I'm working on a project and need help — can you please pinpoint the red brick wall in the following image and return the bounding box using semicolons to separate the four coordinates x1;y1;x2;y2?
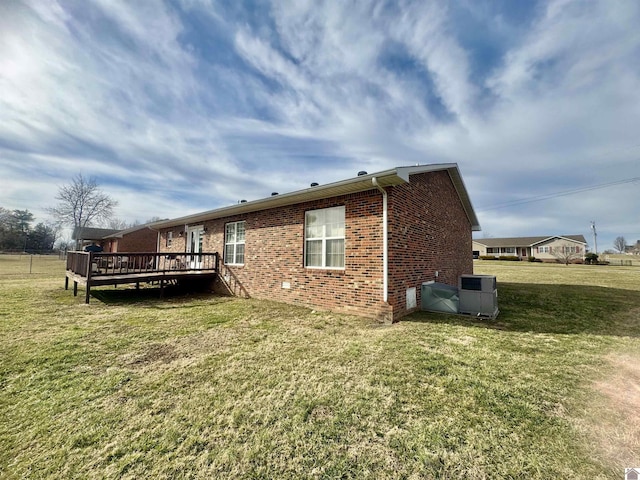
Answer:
160;191;388;319
115;228;158;252
158;171;473;321
387;171;473;318
102;239;117;252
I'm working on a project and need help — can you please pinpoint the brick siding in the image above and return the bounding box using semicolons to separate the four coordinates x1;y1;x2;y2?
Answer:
387;171;473;318
104;228;158;253
159;171;473;321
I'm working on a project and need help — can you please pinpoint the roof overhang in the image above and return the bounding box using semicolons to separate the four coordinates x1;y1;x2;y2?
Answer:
103;224;157;239
531;235;588;246
149;164;481;231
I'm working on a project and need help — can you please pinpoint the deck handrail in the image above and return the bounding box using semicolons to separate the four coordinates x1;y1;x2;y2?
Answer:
66;251;219;278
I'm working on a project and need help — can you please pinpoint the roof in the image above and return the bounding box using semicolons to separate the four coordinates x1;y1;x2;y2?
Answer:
72;227;120;240
473;235;588;247
150;164;481;231
102;223;159;239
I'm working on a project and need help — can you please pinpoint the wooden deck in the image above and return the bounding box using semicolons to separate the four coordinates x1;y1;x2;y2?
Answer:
65;251;219;303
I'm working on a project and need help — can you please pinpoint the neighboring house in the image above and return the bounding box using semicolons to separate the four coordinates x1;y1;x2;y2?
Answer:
624;240;640;255
473;235;588;262
72;227;119;251
102;224;158;253
151;164;481;322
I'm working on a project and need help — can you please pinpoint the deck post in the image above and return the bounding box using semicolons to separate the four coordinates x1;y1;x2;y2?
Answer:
85;252;93;304
73;281;78;296
160;278;165;298
136;282;140;290
65;276;69;290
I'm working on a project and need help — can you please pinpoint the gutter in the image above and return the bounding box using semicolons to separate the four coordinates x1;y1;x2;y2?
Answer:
372;177;388;303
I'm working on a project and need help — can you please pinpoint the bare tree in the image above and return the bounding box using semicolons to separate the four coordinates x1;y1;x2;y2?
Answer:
104;218;131;230
47;174;118;247
613;236;627;254
552;245;582;265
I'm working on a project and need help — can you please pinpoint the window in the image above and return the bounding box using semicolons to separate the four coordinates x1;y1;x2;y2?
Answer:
305;206;345;268
166;231;173;247
487;247;497;254
224;221;245;265
538;246;549;253
501;247;515;254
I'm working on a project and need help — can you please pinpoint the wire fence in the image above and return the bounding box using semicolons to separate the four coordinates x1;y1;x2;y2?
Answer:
601;255;640;267
0;253;67;275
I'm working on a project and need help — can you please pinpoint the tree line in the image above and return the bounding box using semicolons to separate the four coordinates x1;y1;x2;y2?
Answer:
0;208;59;252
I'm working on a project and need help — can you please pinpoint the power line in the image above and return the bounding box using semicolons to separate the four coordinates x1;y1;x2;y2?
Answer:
477;176;640;212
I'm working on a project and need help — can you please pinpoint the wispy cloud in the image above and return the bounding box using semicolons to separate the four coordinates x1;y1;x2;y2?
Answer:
0;0;638;247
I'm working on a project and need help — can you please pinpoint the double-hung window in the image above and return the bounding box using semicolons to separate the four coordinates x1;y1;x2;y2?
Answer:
305;206;345;269
225;221;245;265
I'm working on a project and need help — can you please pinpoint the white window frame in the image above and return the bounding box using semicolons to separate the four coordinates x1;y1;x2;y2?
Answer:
224;221;245;265
304;206;345;269
166;231;173;247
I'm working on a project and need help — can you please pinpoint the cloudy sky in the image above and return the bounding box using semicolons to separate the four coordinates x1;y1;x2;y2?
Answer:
1;0;639;250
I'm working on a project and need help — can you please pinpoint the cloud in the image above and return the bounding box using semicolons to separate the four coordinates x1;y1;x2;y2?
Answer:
0;0;638;250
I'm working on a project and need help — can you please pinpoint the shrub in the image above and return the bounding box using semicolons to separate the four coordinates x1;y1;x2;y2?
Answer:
479;255;498;260
584;253;599;265
499;256;520;261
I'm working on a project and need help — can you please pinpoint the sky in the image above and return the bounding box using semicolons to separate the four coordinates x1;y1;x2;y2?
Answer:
1;0;639;252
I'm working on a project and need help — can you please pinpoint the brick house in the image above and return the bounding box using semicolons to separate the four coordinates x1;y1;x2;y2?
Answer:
151;164;480;322
102;224;158;253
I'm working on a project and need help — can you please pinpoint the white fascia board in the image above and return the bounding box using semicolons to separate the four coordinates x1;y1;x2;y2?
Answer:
150;169;407;229
149;163;481;231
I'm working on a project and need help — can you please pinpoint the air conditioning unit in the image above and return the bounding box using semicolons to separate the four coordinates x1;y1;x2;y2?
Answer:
458;274;499;318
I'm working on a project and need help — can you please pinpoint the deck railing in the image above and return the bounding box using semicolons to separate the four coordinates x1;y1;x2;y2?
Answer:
66;251;219;278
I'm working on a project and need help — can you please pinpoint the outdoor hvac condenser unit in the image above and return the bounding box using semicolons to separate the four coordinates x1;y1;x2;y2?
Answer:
458;274;499;318
421;281;459;314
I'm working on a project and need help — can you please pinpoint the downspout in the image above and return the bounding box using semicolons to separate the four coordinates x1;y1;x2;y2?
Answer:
372;177;388;303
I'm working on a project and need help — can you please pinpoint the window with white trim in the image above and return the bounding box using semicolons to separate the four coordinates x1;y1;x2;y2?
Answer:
166;231;173;247
305;206;345;268
224;221;245;265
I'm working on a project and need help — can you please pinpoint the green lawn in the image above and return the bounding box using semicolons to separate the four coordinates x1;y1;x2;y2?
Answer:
0;257;638;478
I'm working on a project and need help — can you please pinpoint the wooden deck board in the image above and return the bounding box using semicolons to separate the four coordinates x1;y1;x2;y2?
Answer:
65;270;217;287
65;251;220;303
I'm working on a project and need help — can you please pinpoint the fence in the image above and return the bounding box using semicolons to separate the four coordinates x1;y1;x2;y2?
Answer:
605;259;635;267
0;253;66;275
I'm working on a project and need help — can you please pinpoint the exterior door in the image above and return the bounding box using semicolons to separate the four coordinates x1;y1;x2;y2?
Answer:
187;225;204;269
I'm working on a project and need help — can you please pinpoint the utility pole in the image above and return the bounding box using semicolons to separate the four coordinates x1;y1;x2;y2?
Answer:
590;221;598;254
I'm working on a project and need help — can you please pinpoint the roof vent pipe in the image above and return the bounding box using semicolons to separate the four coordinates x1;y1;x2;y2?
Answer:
310;182;319;187
358;171;368;176
271;192;279;196
240;199;247;203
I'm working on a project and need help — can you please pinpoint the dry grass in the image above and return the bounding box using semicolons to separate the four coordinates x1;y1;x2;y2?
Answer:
474;260;640;291
587;352;640;468
1;257;639;478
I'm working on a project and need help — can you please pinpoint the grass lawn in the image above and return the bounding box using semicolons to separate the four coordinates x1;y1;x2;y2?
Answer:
0;257;638;478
